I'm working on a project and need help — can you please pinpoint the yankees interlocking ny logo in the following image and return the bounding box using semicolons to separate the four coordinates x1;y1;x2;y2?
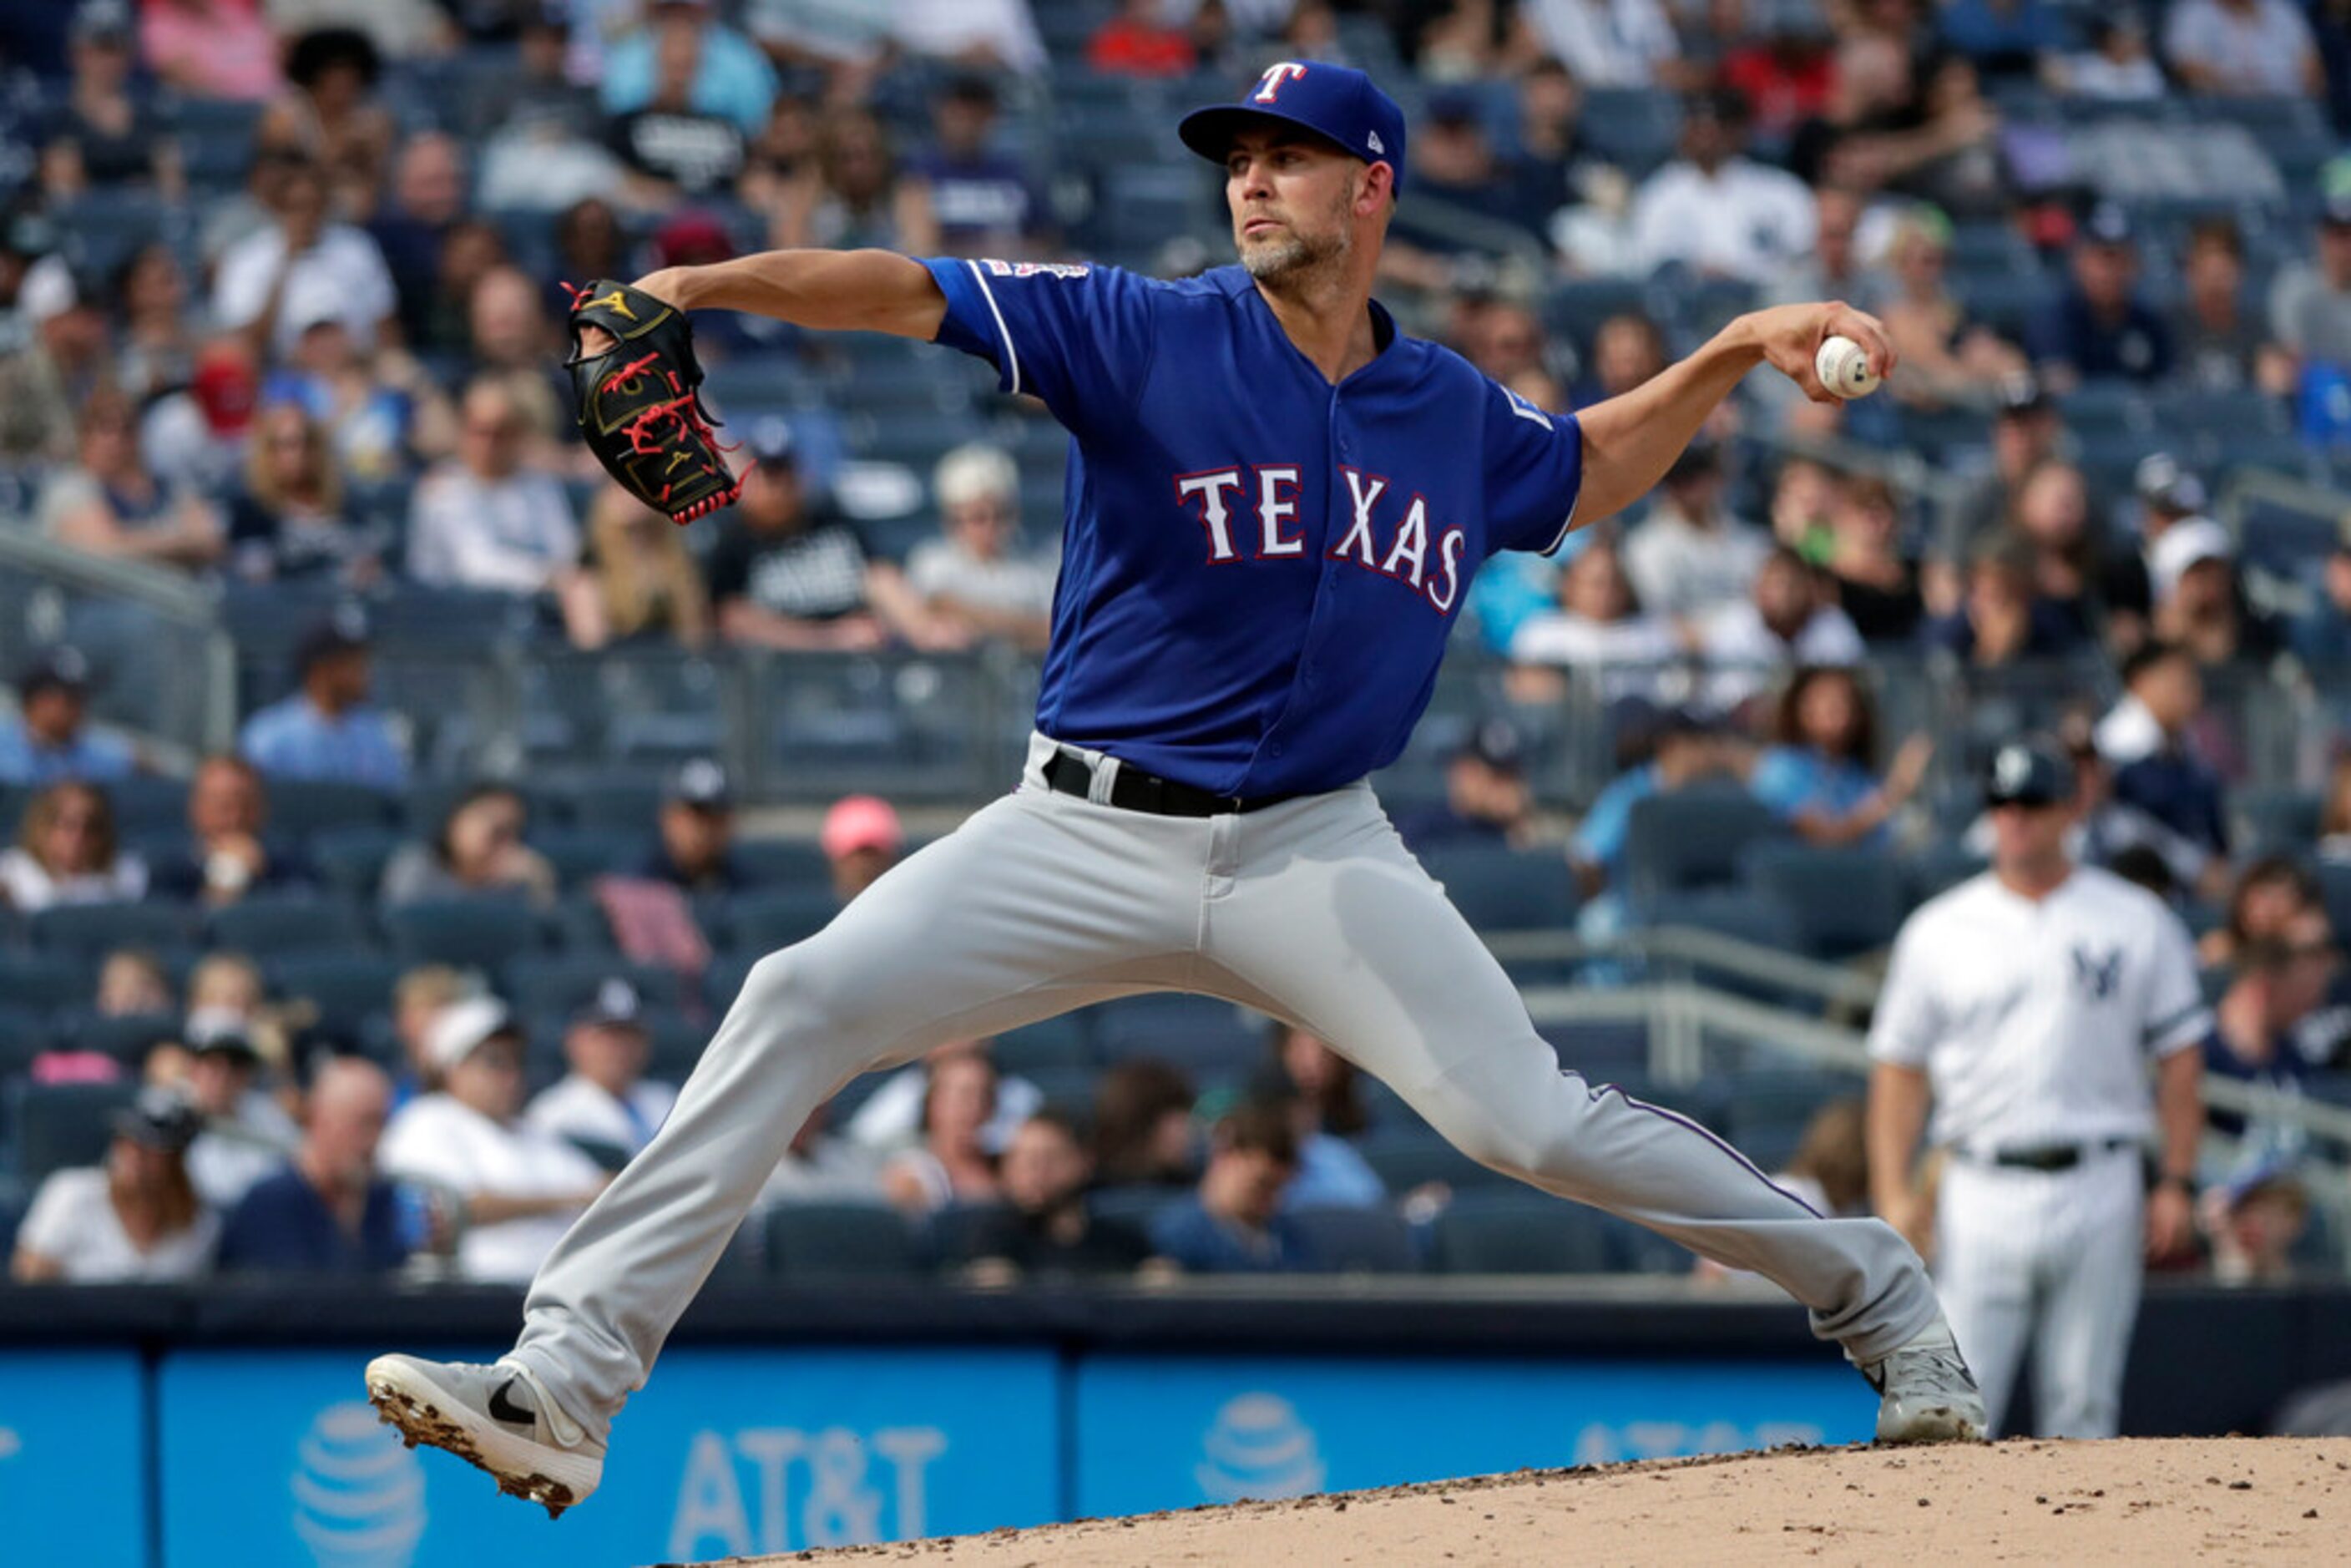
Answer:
2070;943;2121;1000
1254;63;1308;103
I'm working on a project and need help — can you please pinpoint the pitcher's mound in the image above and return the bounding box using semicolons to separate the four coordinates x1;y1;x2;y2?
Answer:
687;1437;2351;1566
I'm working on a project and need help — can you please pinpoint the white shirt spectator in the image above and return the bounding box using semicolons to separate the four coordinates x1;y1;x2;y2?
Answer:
1621;503;1771;619
746;0;895;63
189;1089;302;1211
2062;50;2166;102
264;0;450;58
891;0;1047;74
16;1166;217;1282
1631;158;1817;285
407;468;581;594
380;1092;607;1282
527;1075;680;1162
1697;599;1863;710
1522;0;1681;89
2093;691;2166;768
1508;611;1683;704
2161;0;2318;97
0;847;147;912
211;222;397;359
845;1064;1044;1156
906;537;1058;620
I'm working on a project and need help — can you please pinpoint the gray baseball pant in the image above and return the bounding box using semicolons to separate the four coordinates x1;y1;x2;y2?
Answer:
508;735;1941;1443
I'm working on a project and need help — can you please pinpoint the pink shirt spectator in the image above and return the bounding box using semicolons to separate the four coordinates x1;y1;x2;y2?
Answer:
142;0;285;102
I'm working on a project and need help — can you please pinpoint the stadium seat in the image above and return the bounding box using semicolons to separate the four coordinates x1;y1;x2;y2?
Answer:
2236;790;2322;855
1538;1019;1651;1081
1288;1204;1418;1273
205;894;372;958
1742;842;1907;959
264;781;399;837
2318;865;2351;953
1086;1185;1181;1229
0;1005;47;1072
106;774;192;837
991;1015;1095;1074
731;839;833;889
8;1080;139;1189
503;955;687;1019
703;951;761;1012
532;826;655;889
1716;1071;1854;1174
1623;787;1780;914
68;1012;183;1069
566;777;666;831
382;898;549;971
0;952;96;1017
28;902;197;959
721;888;844;954
308;824;404;901
1428;1189;1620;1275
1421;843;1580;933
1356;1127;1512;1193
268;953;408;1035
1021;1065;1104;1116
926;1199;1017;1267
762;1201;919;1277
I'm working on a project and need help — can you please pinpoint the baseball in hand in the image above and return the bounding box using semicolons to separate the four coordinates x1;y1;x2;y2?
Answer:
1815;335;1880;400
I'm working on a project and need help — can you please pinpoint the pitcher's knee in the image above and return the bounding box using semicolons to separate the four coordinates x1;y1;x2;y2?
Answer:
1429;1095;1586;1187
735;943;875;1046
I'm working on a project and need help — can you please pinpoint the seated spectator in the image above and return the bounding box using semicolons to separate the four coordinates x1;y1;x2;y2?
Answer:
908;444;1056;651
1631;88;1814;286
2101;453;2209;655
1093;1059;1199;1189
97;948;175;1018
1571;311;1669;408
225;402;377;587
239;609;409;789
2270;186;2351;374
2207;905;2332;1144
217;1056;410;1274
600;0;778;134
766;105;938;254
11;1085;216;1282
1394;720;1536;852
848;1037;1044;1156
2025;203;2172;391
2174;219;2294;397
889;0;1048;75
822;794;903;903
1621;441;1770;620
2149;519;2283;670
1697;546;1865;713
113;243;201;407
1256;1027;1384;1211
2096;641;2231;861
578;488;712;650
0;648;133;786
1394;91;1550;255
2322;753;2351;862
2164;0;2323;97
39;389;225;571
525;980;679;1166
378;999;609;1282
0;780;146;911
261;301;455;482
39;2;183;199
211;154;397;361
369;130;467;348
2004;458;2104;647
0;237;99;469
462;268;572;441
1148;1101;1307;1273
1522;0;1682;90
1877;207;2026;412
910;75;1053;258
146;755;312;907
1928;536;2082;666
1751;666;1933;848
140;0;282;102
1508;535;1683;703
963;1110;1155;1276
705;422;939;651
2056;14;2165;101
2202;1156;2311;1284
388;964;471;1107
641;759;746;893
1925;372;2061;615
605;16;746;207
1820;475;1924;643
183;1010;301;1209
758;1099;887;1203
1088;0;1197;76
382;782;557;908
1570;707;1733;930
878;1049;1004;1216
2201;856;2323;970
407;377;591;631
256;26;398;210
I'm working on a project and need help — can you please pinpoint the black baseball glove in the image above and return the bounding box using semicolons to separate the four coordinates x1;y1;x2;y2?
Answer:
564;278;742;525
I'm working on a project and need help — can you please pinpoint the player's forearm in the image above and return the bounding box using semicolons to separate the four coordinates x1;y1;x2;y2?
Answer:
2154;1047;2203;1182
1571;322;1764;527
647;249;948;340
1865;1062;1931;1211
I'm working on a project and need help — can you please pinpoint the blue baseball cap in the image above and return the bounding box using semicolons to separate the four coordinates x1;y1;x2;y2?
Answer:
1178;61;1408;195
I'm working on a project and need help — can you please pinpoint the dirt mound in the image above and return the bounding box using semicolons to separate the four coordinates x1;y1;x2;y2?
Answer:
691;1437;2351;1566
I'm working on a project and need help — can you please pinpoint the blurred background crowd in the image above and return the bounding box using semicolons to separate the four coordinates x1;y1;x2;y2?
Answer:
2;0;2350;1294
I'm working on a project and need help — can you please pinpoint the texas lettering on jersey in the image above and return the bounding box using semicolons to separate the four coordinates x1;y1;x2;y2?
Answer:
1172;463;1467;614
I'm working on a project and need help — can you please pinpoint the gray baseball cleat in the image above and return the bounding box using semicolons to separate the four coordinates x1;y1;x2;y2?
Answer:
364;1353;606;1518
1859;1318;1988;1444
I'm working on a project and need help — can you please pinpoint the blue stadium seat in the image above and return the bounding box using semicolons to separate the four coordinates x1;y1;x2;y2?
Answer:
991;1015;1095;1074
1742;842;1908;959
566;778;666;831
205;895;372;959
925;1199;1017;1267
8;1080;139;1188
1021;1064;1104;1116
2236;790;2322;855
68;1012;180;1070
308;824;404;902
730;839;832;889
721;888;844;954
105;774;192;837
532;826;655;889
1356;1127;1511;1193
703;951;761;1012
0;952;96;1017
265;781;400;837
1428;1189;1620;1274
1086;1185;1181;1229
504;955;687;1019
1421;843;1580;933
0;1005;48;1071
1289;1204;1418;1273
1716;1071;1854;1174
762;1201;918;1277
28;903;197;960
382;898;548;971
1538;1019;1651;1080
1623;787;1781;914
269;953;403;1036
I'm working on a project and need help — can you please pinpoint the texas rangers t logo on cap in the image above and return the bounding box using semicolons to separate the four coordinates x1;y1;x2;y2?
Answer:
1253;62;1309;103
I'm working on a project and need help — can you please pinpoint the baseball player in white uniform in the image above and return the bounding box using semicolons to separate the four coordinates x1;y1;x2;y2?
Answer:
1868;740;2208;1439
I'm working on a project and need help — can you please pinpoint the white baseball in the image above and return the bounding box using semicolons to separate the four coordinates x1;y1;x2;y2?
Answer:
1815;335;1880;399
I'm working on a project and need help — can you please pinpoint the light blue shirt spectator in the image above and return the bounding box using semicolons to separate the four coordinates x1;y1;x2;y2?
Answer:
0;719;134;787
1570;761;1661;890
1280;1132;1386;1211
599;22;778;132
1749;745;1888;847
240;695;408;790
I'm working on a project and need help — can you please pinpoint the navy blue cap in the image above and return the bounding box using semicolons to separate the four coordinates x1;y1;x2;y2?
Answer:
1178;61;1408;195
1983;739;2075;808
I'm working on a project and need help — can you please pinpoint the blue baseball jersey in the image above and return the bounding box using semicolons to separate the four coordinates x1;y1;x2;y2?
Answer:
923;257;1585;797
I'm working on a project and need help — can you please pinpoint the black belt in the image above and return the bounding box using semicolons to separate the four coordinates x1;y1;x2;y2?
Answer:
1967;1137;2138;1173
1043;750;1297;817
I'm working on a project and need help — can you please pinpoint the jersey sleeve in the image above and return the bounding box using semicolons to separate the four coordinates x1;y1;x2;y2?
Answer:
921;257;1157;432
1480;378;1585;556
2142;906;2213;1058
1868;916;1942;1067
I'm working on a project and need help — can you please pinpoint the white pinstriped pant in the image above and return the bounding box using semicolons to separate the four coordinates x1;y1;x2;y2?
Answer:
509;734;1943;1443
